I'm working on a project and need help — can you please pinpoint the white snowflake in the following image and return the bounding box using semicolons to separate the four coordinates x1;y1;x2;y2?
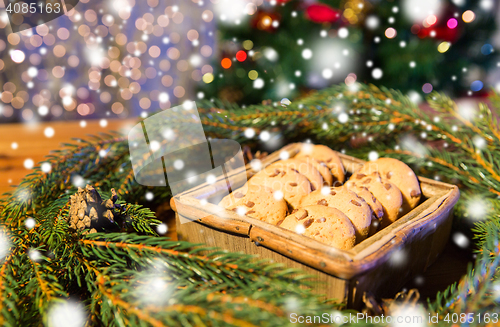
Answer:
72;175;85;187
23;158;35;169
372;68;383;79
338;112;348;123
173;159;184;170
472;135;486;149
136;271;174;306
206;174;216;185
322;68;333;79
452;232;469;248
279;151;290;160
390;304;427;327
368;151;379;161
250;159;262;172
465;197;489;220
244;128;255;138
25;217;36;229
365;16;380;30
338;27;349;38
29;249;42;262
457;101;476;121
157;223;168;235
0;230;10;260
273;190;284;200
402;0;443;22
253;78;264;89
38;106;49;116
389;248;407;267
301;48;313;60
48;300;86;327
259;131;271;142
145;192;154;201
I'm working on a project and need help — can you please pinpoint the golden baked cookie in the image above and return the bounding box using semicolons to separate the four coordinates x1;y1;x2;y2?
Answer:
296;157;334;186
279;205;356;250
356;158;421;214
218;183;250;208
349;172;403;228
218;185;288;225
295;144;345;185
344;184;384;236
268;159;324;191
248;166;311;209
299;187;372;242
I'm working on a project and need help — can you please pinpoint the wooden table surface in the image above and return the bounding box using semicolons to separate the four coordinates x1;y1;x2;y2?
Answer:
0;119;137;196
0;119;472;304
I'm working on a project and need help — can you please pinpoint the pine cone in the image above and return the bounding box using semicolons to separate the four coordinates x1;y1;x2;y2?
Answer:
67;185;123;234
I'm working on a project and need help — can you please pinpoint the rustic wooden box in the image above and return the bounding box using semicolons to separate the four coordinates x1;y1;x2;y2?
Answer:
171;143;460;308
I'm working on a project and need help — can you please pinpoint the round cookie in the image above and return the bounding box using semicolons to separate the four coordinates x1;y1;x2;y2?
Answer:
268;159;324;190
218;185;288;225
295;144;345;184
344;184;384;220
356;158;421;214
349;172;403;228
248;166;311;209
218;184;251;208
296;157;334;186
299;187;372;242
279;205;356;250
344;184;384;236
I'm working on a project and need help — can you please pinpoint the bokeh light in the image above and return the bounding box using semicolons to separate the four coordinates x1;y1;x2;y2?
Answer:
447;18;458;29
221;58;232;69
462;10;475;23
437;42;450;53
236;50;247;62
385;28;397;39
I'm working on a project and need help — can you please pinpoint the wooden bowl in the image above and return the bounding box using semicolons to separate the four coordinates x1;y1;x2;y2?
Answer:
171;143;460;308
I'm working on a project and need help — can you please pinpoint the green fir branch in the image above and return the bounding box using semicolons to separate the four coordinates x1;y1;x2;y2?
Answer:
2;83;500;325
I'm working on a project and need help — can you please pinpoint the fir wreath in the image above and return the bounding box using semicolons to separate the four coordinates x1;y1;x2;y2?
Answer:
1;84;499;326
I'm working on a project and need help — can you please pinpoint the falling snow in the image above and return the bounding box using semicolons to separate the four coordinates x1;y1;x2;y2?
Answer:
157;223;168;235
0;230;10;260
48;300;86;327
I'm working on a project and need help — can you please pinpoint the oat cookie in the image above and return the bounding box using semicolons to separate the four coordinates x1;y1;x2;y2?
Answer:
348;172;403;228
268;158;324;190
299;187;372;242
219;184;288;225
248;166;311;209
296;157;334;186
279;205;356;250
356;158;421;214
344;184;384;235
295;144;345;185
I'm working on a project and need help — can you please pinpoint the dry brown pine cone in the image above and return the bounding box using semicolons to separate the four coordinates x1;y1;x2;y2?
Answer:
67;185;122;234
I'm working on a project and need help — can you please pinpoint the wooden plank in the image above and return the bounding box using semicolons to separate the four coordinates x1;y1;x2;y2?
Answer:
176;213;349;302
0;119;136;196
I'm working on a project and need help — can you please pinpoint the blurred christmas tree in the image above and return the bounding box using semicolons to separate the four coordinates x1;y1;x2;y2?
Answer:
198;0;498;104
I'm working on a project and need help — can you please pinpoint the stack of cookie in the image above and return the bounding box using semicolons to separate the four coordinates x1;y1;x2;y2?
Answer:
218;144;422;251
